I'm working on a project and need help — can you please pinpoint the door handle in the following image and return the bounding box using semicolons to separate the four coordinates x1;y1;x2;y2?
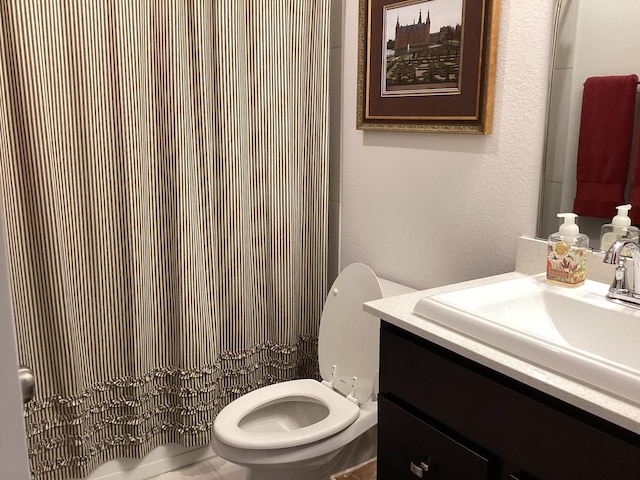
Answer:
18;365;34;404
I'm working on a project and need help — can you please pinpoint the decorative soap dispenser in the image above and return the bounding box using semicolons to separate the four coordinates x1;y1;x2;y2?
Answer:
546;213;589;287
599;204;640;252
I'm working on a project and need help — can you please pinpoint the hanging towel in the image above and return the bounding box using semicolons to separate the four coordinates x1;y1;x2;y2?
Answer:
627;112;640;222
572;74;638;218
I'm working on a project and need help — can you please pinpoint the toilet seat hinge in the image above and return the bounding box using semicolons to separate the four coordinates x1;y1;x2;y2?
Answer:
321;364;337;390
346;376;360;405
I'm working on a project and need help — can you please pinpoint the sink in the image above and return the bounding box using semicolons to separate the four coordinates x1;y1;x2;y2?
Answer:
413;273;640;405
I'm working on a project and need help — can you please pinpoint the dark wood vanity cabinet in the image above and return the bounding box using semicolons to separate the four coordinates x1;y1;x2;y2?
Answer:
377;322;640;480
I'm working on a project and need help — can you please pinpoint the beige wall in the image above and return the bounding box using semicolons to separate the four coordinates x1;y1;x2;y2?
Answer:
329;0;555;290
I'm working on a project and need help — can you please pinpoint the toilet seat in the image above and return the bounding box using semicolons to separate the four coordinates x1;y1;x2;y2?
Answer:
214;379;360;449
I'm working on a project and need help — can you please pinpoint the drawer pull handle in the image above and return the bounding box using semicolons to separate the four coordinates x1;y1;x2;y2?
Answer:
410;461;430;477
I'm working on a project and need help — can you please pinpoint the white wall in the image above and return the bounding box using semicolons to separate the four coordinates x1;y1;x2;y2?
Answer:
335;0;554;290
0;197;31;479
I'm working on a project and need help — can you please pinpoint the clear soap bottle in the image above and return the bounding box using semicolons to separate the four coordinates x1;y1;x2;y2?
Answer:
599;204;640;252
547;213;589;287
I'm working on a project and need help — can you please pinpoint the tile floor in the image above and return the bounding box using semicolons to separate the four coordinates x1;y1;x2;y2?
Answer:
150;457;247;480
149;457;377;480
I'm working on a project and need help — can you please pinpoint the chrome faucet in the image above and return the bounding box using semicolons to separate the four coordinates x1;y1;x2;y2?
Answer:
603;238;640;307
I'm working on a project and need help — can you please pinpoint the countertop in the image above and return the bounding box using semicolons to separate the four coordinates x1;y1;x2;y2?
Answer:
364;271;640;436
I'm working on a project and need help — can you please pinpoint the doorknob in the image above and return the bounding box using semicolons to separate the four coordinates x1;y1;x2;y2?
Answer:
18;365;34;404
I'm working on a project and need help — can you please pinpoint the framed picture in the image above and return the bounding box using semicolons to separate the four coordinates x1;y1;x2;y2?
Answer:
356;0;500;134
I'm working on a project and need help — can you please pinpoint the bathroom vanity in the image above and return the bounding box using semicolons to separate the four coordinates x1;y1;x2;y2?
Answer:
365;271;640;480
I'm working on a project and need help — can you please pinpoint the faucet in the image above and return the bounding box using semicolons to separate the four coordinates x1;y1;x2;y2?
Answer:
603;238;640;307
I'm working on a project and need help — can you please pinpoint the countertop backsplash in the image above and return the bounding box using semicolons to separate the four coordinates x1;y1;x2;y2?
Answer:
516;235;616;284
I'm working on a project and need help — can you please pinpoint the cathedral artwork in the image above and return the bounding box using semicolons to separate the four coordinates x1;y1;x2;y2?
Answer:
356;0;498;134
383;0;463;96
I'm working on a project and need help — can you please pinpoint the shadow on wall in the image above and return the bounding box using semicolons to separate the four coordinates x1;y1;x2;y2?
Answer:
361;130;497;155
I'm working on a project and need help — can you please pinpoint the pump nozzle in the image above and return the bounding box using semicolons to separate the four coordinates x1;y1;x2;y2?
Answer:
557;213;579;236
613;204;632;227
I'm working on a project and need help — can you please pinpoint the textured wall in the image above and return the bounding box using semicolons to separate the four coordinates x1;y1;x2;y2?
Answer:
338;0;554;290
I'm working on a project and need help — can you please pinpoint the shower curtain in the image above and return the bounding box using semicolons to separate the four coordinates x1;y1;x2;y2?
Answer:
0;1;329;479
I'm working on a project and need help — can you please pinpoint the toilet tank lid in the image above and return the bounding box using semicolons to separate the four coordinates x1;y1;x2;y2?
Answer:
378;277;416;297
318;263;384;403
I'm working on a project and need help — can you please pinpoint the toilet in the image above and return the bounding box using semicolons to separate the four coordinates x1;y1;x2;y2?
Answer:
211;263;414;480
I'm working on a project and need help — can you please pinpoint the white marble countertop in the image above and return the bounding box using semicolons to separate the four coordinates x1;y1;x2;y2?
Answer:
364;270;640;436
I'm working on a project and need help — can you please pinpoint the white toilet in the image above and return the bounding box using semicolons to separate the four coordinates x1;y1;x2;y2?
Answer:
211;263;414;480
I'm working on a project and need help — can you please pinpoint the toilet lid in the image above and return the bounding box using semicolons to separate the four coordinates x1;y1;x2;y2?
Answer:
318;263;383;404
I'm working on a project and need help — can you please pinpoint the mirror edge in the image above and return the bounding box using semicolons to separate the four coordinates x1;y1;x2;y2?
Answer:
536;0;567;239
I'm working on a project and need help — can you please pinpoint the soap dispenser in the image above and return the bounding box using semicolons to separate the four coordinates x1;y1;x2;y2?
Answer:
599;204;640;252
547;213;589;287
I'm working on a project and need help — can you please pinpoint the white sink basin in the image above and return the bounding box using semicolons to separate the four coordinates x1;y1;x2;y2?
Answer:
413;273;640;405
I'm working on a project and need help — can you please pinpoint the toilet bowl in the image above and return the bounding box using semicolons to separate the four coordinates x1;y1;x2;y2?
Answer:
212;263;414;480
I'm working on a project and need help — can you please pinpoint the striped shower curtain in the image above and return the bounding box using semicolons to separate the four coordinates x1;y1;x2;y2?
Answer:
0;1;329;479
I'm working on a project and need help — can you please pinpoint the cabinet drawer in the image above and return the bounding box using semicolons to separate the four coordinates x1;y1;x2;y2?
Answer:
378;395;494;480
380;323;640;479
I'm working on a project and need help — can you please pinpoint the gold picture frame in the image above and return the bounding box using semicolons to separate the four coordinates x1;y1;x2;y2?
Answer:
356;0;500;134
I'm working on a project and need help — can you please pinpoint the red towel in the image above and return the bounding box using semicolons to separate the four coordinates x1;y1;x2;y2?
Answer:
572;74;638;218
